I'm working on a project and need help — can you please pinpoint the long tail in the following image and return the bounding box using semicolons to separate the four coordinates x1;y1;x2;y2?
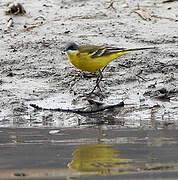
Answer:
124;47;155;52
90;46;155;58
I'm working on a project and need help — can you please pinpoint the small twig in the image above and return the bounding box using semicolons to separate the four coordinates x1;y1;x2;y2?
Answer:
34;16;46;21
21;22;44;32
151;15;178;22
87;99;104;106
4;17;13;31
135;70;147;82
118;64;130;68
162;0;178;3
30;101;124;114
106;0;116;10
132;7;152;21
132;7;178;22
135;74;147;82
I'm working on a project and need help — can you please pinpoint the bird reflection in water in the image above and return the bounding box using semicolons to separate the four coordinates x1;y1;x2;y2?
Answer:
68;144;131;175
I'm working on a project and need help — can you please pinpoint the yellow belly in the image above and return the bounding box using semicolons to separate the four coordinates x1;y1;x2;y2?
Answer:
67;51;129;72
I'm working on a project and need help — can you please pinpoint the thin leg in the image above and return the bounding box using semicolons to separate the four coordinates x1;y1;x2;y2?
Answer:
101;66;107;73
91;69;103;93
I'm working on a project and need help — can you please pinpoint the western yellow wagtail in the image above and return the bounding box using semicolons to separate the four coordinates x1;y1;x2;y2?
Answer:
65;42;154;93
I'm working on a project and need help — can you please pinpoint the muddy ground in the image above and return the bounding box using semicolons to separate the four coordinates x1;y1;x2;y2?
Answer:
1;0;178;128
0;0;178;179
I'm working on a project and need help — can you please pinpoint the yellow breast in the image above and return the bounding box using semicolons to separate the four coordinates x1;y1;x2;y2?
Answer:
67;50;128;72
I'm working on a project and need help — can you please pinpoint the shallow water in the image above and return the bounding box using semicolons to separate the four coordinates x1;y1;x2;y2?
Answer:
0;128;178;179
0;0;178;179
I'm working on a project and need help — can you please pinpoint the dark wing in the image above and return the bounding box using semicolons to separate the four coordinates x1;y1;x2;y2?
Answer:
78;44;155;58
90;46;155;58
78;44;125;58
78;44;103;54
90;47;126;58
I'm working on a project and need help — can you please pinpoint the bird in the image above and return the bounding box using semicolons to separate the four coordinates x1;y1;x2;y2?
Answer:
65;42;155;93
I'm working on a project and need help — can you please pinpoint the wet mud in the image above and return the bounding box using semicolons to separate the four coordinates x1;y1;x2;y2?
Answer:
1;0;178;128
0;0;178;179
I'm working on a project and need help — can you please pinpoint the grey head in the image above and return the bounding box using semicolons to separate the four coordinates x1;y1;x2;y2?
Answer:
65;42;79;52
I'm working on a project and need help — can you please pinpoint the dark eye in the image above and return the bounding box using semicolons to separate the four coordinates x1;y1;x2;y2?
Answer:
70;45;75;50
65;42;79;51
